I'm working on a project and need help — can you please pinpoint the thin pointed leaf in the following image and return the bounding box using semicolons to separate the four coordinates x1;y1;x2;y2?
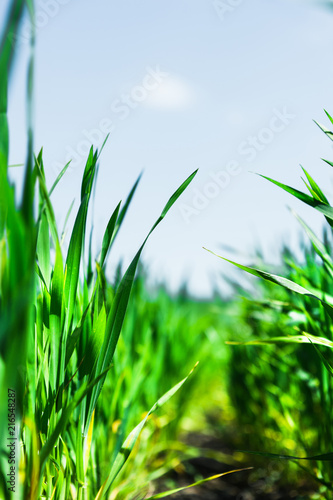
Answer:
240;450;333;461
314;120;333;141
301;166;329;204
205;248;333;311
305;333;333;378
145;468;253;500
110;172;142;248
100;202;121;267
49;160;71;197
291;209;333;273
259;174;333;222
226;333;333;349
64;151;98;332
324;109;333;126
322;158;333;168
97;133;110;160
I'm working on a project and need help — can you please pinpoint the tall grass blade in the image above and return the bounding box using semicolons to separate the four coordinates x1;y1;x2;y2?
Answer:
145;468;253;500
226;333;333;348
291;209;333;274
64;147;97;332
259;174;333;223
109;172;142;249
314;119;333;141
205;248;333;310
100;202;121;267
301;167;329;203
240;450;333;461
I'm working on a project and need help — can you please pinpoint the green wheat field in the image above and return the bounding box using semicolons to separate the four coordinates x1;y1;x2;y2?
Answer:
2;1;333;499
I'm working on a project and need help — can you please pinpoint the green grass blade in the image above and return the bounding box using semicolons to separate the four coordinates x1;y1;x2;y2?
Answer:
322;158;333;168
64;149;98;332
240;450;333;461
21;0;35;229
205;248;333;309
35;155;60;247
324;109;333;126
305;333;333;378
110;172;142;248
151;169;198;230
61;198;75;244
81;146;96;201
226;333;333;348
145;468;253;500
314;119;333;141
49;160;71;197
49;241;64;391
0;0;25;172
301;166;329;203
76;415;84;485
291;209;333;273
259;174;333;222
100;201;121;267
64;201;88;330
37;209;51;289
80;302;106;378
97;133;110;160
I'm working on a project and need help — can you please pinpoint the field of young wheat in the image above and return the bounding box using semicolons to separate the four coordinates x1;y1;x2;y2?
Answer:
1;2;333;499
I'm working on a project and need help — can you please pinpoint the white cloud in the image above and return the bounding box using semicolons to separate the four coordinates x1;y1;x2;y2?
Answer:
145;75;196;110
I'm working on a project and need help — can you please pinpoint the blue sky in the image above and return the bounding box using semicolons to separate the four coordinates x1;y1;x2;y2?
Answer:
4;0;333;296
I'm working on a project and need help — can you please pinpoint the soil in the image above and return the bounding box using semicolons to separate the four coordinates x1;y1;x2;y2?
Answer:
154;433;318;500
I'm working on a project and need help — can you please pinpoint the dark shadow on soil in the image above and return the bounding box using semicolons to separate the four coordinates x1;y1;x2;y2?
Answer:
155;433;317;500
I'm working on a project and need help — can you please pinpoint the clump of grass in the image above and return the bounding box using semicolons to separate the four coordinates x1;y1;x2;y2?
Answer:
0;121;199;499
0;3;212;499
208;112;333;497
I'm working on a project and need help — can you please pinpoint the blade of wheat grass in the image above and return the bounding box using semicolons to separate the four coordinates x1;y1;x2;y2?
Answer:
301;167;329;204
259;174;333;223
37;198;51;289
205;248;333;315
239;450;333;461
0;0;25;190
144;468;253;500
49;240;65;393
64;147;97;333
35;155;61;246
305;334;333;378
109;172;142;249
100;202;121;267
226;333;333;348
314;119;333;141
290;209;333;273
322;158;333;168
48;160;71;197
